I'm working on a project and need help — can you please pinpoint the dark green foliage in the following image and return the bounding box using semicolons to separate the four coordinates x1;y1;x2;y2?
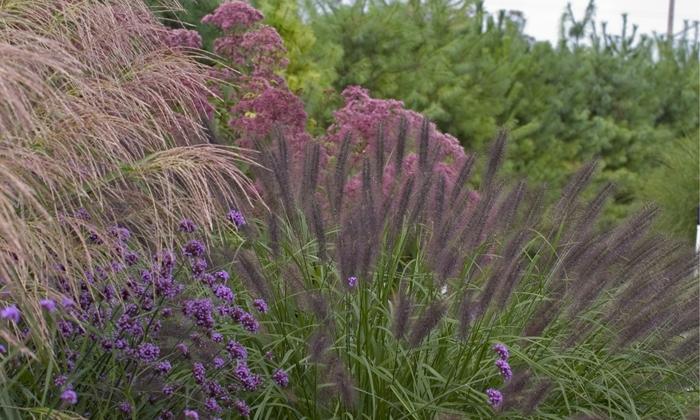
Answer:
639;136;700;244
302;0;699;227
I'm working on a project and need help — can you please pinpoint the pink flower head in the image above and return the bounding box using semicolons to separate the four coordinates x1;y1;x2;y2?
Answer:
201;1;264;31
165;29;202;49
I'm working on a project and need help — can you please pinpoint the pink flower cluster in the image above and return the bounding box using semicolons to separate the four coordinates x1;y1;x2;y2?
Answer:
212;27;288;78
201;1;263;31
228;79;310;150
164;29;203;50
201;2;307;153
324;86;468;194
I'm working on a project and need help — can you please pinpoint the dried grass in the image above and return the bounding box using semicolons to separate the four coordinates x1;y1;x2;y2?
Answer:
0;0;259;349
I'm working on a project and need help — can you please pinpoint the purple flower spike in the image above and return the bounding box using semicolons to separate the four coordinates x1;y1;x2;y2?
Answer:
226;340;247;360
272;369;289;387
240;312;260;333
0;344;6;354
183;409;199;419
183;240;206;258
234;399;251;417
118;401;132;414
347;276;358;288
214;270;230;282
61;389;78;405
178;218;197;233
0;305;20;323
155;360;172;375
227;209;246;228
253;298;268;313
486;388;503;408
213;284;235;303
40;299;57;313
495;359;512;381
137;343;160;363
193;362;206;384
191;258;207;276
213;357;226;369
61;297;75;308
205;397;221;413
492;343;509;360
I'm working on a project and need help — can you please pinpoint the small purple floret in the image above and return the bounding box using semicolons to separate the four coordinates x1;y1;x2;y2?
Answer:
178;218;197;233
492;343;509;360
227;209;246;228
496;359;512;381
61;389;78;405
40;299;57;312
272;368;289;387
234;399;251;417
183;409;199;419
253;298;268;313
183;240;206;258
0;305;20;323
486;388;503;408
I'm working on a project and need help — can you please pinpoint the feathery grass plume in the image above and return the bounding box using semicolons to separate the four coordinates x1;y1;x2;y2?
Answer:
671;331;700;361
374;122;386;187
569;182;615;236
331;359;357;409
553;161;598;224
418;117;430;172
460;183;502;251
0;0;258;350
408;169;434;227
394;116;408;177
522;380;553;415
494;181;526;232
269;131;297;219
267;211;280;257
476;230;529;314
308;328;331;362
449;153;476;204
482;129;507;189
235;250;271;301
457;292;476;338
391;280;413;340
407;300;446;347
431;174;447;227
301;141;321;203
332;133;352;219
387;176;415;244
522;183;547;228
361;158;377;234
310;199;327;261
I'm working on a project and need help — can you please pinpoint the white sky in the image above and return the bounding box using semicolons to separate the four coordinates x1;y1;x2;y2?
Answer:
484;0;700;43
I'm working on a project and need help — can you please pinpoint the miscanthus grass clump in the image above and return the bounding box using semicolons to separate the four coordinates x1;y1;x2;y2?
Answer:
0;0;258;353
0;210;290;418
223;123;698;418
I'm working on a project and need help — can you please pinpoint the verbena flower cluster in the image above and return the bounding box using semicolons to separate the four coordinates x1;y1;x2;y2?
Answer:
485;342;512;409
0;209;288;418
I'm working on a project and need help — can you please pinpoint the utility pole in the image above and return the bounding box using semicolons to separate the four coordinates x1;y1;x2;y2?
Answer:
667;0;675;39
